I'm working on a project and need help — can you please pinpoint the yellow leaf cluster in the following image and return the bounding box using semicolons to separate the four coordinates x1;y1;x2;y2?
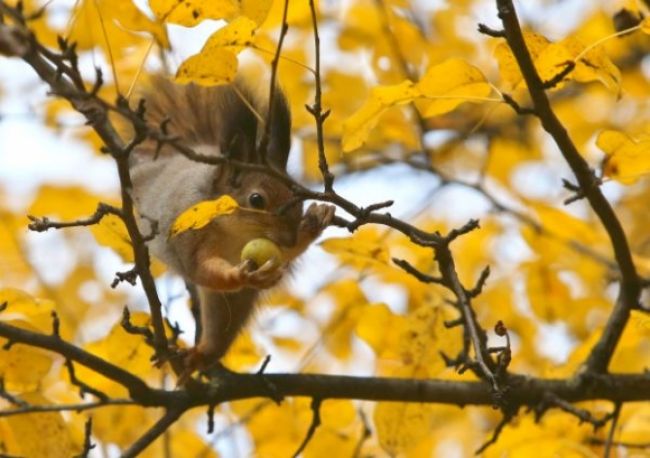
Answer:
342;59;491;152
495;31;621;92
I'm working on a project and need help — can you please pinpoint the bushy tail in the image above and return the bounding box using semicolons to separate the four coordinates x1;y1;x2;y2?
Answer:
133;75;291;168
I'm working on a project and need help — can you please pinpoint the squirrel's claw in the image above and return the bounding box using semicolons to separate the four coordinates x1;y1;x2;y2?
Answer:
238;259;284;289
300;203;335;237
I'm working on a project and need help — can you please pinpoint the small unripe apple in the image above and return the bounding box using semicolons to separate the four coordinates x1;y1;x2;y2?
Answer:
240;238;282;269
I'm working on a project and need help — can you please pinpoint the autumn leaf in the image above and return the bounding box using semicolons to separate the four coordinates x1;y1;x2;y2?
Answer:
150;0;271;27
495;31;620;92
374;401;435;455
341;80;418;152
342;58;491;152
169;194;239;237
0;393;77;458
416;58;492;117
175;17;257;86
596;129;650;184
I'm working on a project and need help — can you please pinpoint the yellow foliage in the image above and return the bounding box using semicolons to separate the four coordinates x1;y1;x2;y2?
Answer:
169;194;239;237
0;393;78;458
374;401;435;455
150;0;271;26
176;17;257;86
89;213;166;276
342;59;491;152
597;129;650;184
75;312;158;397
68;0;168;63
3;0;650;456
495;31;621;92
482;412;598;458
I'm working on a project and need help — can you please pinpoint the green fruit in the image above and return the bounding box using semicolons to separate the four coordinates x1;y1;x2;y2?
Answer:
240;238;282;269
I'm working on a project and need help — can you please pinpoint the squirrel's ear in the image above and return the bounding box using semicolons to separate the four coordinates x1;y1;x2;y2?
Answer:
266;90;291;170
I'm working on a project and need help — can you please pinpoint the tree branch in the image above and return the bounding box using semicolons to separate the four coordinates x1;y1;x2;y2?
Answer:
495;0;641;374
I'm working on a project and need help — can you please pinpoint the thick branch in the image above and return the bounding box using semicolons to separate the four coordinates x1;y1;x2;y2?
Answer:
1;319;650;417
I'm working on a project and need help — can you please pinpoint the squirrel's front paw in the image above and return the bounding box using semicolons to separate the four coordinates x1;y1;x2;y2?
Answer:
300;203;335;238
238;259;284;289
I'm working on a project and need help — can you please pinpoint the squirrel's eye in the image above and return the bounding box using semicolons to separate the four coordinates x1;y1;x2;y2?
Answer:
248;193;266;209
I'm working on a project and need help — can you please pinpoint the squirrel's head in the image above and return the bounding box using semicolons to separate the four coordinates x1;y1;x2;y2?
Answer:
211;166;302;249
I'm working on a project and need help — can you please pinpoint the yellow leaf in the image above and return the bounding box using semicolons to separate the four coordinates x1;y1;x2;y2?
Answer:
271;336;303;352
150;0;271;26
342;59;490;152
559;37;621;92
169;195;239;237
596;129;650;184
486;138;541;187
341;81;418;152
241;0;273;26
28;185;102;221
69;0;168;57
90;214;133;261
222;332;261;371
240;398;311;457
495;31;620;92
525;261;572;322
495;32;551;89
355;303;406;358
202;16;257;53
89;214;165;276
532;203;605;246
323;280;369;359
75;312;158;398
397;305;461;377
108;0;169;48
0;393;77;458
416;58;491;117
150;0;238;26
175;49;238;86
303;400;357;458
610;310;650;373
482;413;598;458
320;230;390;269
0;288;56;333
93;404;151;447
174;17;256;86
0;320;53;391
374;401;435;455
618;404;650;445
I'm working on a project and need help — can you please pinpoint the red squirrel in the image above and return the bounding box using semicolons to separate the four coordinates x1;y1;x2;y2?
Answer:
129;75;335;378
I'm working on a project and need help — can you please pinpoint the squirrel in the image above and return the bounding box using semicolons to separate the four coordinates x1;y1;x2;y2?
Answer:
129;75;335;379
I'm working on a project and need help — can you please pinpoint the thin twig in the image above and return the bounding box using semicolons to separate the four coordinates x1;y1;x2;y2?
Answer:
292;398;322;458
0;399;134;418
475;410;515;454
604;403;622;458
306;0;334;191
27;202;122;232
